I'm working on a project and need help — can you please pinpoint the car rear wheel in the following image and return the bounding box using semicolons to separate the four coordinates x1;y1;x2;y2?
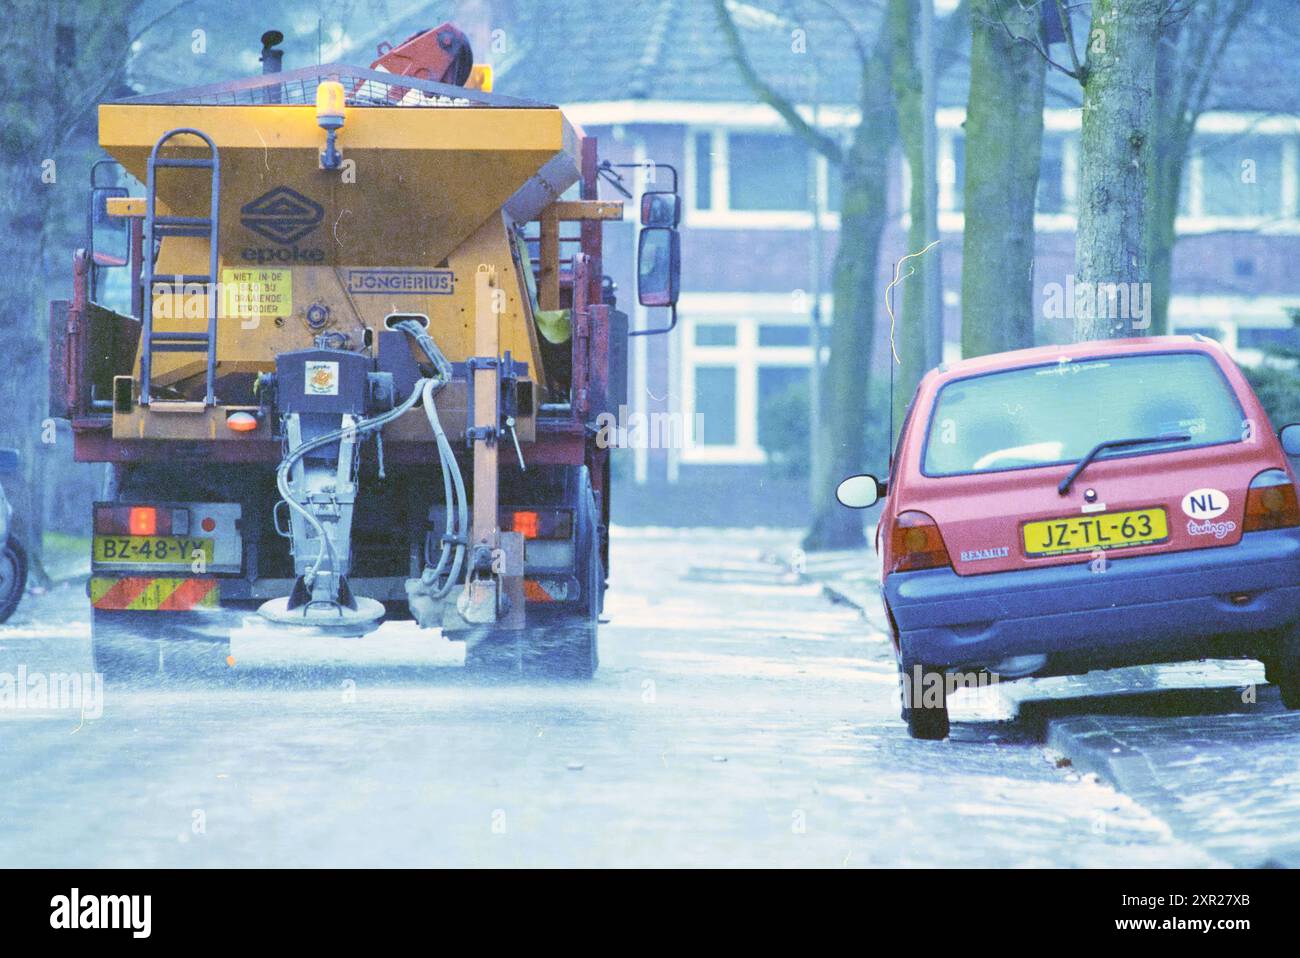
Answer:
898;654;950;740
1271;632;1300;710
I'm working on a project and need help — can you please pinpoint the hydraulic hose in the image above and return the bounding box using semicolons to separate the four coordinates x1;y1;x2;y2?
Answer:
419;376;469;599
392;318;468;600
275;319;469;600
278;378;429;587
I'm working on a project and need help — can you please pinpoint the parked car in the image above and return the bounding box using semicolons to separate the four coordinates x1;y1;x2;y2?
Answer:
838;336;1300;739
0;447;27;623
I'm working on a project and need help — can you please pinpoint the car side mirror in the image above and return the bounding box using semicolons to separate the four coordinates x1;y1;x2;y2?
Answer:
1281;423;1300;456
637;227;680;308
0;448;20;476
836;473;886;509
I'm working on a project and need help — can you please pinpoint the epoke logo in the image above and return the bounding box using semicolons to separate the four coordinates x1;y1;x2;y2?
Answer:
240;186;324;244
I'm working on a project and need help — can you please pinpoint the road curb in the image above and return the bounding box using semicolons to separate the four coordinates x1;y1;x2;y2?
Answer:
1043;712;1299;867
820;580;866;614
1044;716;1168;798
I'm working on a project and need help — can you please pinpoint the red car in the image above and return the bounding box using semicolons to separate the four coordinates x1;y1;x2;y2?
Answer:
838;336;1300;739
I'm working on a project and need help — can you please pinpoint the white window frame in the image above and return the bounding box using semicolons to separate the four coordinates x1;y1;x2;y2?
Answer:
935;111;1079;234
679;293;831;465
1178;122;1300;234
685;126;842;231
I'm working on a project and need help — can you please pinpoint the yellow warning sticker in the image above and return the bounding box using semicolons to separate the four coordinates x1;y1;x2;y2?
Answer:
220;268;292;318
89;576;220;611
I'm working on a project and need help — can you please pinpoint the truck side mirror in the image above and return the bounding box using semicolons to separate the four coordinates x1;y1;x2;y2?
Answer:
637;227;680;308
90;185;129;268
640;191;680;228
836;474;886;509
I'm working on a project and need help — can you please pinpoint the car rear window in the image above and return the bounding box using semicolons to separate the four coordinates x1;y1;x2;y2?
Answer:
922;352;1247;477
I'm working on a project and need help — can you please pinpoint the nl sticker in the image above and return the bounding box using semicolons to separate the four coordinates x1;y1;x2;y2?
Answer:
1181;488;1228;520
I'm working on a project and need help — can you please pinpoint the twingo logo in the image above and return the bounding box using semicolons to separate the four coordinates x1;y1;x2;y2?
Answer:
240;186;324;245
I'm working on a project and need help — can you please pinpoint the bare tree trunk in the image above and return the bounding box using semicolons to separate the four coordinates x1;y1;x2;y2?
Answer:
0;1;138;586
961;0;1044;357
1074;0;1161;341
1145;134;1186;337
804;64;896;552
1145;0;1252;334
888;0;943;435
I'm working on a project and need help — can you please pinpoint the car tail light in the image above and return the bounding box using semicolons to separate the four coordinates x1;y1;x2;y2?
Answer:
94;505;188;537
1243;470;1300;532
502;509;573;540
888;510;952;573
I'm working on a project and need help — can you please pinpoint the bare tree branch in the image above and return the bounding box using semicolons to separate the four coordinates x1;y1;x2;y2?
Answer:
803;0;870;70
709;0;844;164
979;0;1084;82
1052;0;1086;79
56;0;198;149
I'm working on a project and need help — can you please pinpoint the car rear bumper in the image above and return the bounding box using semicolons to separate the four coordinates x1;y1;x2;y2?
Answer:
883;528;1300;674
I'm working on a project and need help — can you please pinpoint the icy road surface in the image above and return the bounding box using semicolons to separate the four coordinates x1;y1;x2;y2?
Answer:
0;529;1211;867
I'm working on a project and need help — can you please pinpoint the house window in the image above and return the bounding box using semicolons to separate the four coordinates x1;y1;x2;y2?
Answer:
1199;134;1283;217
694;367;737;445
1037;135;1065;214
826;160;842;212
728;132;811;211
950;133;965;212
758;324;810;347
688;128;840;223
693;131;714;211
757;365;809;462
683;314;819;463
695;323;736;346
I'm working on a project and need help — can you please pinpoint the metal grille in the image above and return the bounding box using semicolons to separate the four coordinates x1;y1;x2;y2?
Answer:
118;63;549;110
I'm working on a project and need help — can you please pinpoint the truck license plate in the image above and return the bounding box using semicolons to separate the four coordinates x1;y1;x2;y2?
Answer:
93;536;214;565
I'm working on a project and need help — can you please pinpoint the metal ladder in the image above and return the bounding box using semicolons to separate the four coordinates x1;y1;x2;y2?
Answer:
140;128;220;406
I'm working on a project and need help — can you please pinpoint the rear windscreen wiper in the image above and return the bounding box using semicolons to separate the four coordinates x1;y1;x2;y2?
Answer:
1058;432;1192;496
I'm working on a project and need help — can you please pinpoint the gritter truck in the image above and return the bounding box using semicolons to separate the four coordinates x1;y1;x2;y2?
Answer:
48;24;681;678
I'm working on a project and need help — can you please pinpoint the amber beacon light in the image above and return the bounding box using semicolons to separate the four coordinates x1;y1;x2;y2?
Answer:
316;78;346;169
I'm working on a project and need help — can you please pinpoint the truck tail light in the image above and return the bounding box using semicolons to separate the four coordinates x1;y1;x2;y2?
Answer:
129;507;156;536
888;510;951;573
502;509;573;540
1243;470;1300;532
94;504;189;537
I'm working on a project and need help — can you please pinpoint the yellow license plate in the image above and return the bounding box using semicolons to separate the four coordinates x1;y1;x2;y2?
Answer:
93;536;214;565
1022;508;1167;557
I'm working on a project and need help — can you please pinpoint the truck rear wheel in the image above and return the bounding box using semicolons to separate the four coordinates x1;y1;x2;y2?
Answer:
91;610;233;682
527;621;598;679
464;620;597;679
464;465;603;680
0;537;27;624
